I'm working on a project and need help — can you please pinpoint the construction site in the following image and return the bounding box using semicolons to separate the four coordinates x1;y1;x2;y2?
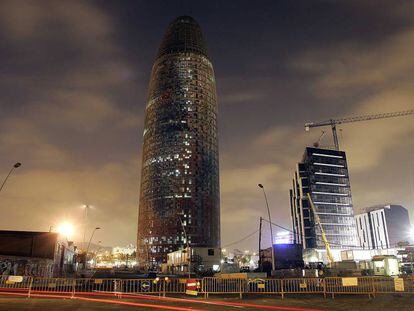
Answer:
256;109;414;278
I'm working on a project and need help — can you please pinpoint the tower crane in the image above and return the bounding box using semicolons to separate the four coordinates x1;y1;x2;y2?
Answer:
312;130;326;148
305;109;414;151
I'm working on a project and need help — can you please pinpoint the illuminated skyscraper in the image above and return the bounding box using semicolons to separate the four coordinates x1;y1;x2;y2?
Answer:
137;16;220;267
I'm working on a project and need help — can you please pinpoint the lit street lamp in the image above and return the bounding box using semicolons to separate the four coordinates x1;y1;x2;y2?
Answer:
57;222;74;240
86;227;101;255
258;183;275;272
0;162;22;194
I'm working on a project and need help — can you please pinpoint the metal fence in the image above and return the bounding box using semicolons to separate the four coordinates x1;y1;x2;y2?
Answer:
202;276;414;298
0;276;32;294
0;276;413;299
246;278;281;295
202;277;245;298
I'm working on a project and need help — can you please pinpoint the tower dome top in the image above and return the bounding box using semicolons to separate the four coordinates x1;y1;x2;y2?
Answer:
157;16;208;59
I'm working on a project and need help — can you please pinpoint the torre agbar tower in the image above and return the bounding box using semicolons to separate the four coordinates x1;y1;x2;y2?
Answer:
137;16;220;267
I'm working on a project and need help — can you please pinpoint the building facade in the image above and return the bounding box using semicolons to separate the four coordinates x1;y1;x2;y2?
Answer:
0;230;76;277
166;247;221;274
137;16;220;267
290;147;360;251
355;205;412;249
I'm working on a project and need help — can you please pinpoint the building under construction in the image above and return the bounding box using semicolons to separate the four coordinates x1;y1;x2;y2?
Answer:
290;147;360;257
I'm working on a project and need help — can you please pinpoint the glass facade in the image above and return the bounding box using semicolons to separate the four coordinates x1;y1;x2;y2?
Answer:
290;147;360;250
137;16;220;268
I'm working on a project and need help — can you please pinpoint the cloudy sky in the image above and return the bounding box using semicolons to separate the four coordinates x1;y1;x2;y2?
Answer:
1;0;413;251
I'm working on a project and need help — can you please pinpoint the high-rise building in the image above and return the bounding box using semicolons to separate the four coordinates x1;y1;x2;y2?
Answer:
290;147;360;251
137;16;220;267
355;205;412;249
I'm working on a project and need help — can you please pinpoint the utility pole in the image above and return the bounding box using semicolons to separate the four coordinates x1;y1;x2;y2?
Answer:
258;217;262;271
258;184;275;272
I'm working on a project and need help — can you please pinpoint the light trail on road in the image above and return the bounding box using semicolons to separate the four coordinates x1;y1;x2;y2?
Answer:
0;291;203;311
0;290;325;311
121;293;324;311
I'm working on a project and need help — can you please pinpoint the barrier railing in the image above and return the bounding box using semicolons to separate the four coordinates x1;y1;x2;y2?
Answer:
202;277;245;298
31;277;73;295
0;276;413;299
372;276;414;294
325;277;373;298
0;276;32;294
282;278;325;295
74;278;117;294
246;278;281;295
122;279;162;294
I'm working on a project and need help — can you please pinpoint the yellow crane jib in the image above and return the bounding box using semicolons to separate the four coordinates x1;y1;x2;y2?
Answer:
306;193;335;264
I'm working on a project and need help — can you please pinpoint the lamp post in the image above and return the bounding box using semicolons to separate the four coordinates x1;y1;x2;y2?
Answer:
0;162;21;194
86;227;101;254
82;204;91;252
86;227;101;268
258;184;275;272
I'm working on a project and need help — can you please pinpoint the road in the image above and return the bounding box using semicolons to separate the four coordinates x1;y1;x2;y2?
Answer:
0;293;413;310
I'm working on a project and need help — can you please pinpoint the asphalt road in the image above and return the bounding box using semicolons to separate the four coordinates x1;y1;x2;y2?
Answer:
0;294;413;310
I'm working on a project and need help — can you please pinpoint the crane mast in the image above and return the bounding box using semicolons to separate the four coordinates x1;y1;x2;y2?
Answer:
305;109;414;150
307;193;334;264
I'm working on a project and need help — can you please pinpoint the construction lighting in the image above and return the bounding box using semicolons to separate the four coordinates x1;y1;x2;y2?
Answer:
57;222;74;239
275;231;291;244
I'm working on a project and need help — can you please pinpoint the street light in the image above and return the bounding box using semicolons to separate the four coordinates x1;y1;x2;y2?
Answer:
0;162;22;194
258;183;275;272
86;227;101;255
82;204;92;251
57;222;74;240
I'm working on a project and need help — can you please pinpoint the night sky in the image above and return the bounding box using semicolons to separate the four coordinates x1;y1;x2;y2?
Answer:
1;0;413;251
